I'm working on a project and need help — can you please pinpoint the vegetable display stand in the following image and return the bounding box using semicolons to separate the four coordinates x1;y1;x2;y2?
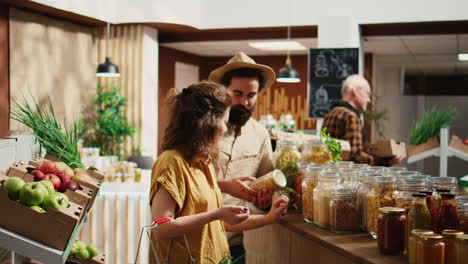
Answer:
407;127;468;177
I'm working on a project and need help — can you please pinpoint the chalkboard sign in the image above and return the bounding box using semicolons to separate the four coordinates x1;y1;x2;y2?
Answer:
308;48;359;118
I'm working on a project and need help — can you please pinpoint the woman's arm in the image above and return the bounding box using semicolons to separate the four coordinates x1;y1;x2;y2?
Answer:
224;195;289;232
151;186;249;240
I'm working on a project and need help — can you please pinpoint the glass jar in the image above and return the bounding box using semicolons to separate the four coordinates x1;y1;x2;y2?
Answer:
330;188;359;233
377;207;407;255
384;166;408;176
416;234;445;264
460;204;468;233
313;170;341;228
295;162;313;210
456;234;468;264
442;230;464;264
259;114;277;132
339;168;358;187
408;229;434;264
302;140;332;165
366;176;397;238
455;196;468;212
396;179;428;212
275;140;301;170
431;177;457;194
370;166;390;173
419;191;439;233
408;193;432;232
278;114;296;133
332;161;354;170
302;165;322;223
348;163;370;172
395;171;421;180
357;173;382;232
439;193;461;232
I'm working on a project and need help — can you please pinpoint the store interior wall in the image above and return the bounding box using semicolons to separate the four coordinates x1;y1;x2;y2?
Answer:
9;7;98;133
373;55;468;178
0;4;8;137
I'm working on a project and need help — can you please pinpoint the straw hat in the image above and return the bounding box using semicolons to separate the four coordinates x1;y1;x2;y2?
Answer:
208;52;276;89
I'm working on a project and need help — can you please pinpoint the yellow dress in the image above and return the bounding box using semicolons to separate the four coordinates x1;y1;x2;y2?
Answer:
150;150;230;264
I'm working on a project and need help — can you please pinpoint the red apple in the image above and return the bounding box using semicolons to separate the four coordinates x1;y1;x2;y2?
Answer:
40;161;57;175
31;170;45;181
56;171;71;183
44;174;61;190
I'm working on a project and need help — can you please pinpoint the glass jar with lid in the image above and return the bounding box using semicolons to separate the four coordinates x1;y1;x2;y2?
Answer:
302;139;332;165
259;114;278;132
456;234;468;264
416;234;445;264
357;173;382;232
439;193;461;232
313;170;342;228
369;166;390;173
431;176;458;194
384;166;408;176
302;165;323;223
419;191;439;233
348;163;370;172
339;168;359;187
278;114;296;133
332;161;354;170
330;188;358;233
395;170;421;180
460;203;468;233
395;179;428;212
408;229;434;264
377;207;407;255
408;193;432;232
366;176;397;238
295;162;313;210
275;140;301;170
441;230;464;264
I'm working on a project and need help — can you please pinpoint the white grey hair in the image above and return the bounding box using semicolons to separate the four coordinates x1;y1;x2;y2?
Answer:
341;74;369;97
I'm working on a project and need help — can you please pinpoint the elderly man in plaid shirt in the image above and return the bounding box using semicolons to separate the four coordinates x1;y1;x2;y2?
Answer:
323;75;406;166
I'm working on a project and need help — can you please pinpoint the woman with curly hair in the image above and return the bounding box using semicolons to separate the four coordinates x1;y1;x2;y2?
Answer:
150;81;288;264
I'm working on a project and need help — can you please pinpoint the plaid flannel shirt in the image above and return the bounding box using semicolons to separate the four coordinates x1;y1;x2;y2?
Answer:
323;102;385;166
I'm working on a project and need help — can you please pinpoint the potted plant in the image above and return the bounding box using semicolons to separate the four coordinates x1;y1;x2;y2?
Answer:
128;144;154;170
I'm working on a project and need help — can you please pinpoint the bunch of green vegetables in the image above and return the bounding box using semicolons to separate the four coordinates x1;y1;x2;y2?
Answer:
10;96;85;169
321;128;342;162
408;106;458;145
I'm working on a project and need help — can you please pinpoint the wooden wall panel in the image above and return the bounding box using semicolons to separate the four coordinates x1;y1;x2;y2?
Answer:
0;4;8;137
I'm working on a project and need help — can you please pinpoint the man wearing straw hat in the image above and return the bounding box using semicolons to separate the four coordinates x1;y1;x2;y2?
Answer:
209;52;277;262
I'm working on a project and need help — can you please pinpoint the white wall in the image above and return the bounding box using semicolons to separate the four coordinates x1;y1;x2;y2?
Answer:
373;55;468;178
30;0;468;28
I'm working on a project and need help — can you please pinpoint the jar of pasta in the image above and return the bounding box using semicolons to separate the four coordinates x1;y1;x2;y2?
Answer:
416;234;445;264
302;139;332;165
366;176;397;238
408;229;433;264
357;173;381;232
313;170;341;228
302;165;323;223
275;140;301;170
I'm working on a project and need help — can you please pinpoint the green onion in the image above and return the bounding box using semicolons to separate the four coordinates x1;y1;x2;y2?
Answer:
408;106;458;145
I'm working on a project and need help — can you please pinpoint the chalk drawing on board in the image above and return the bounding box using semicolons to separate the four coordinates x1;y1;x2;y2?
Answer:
312;84;341;117
314;53;329;77
314;50;354;79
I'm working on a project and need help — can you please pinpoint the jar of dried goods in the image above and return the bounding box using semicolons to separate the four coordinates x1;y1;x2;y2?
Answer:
377;207;407;255
302;140;332;165
313;170;341;228
366;176;397;238
357;173;381;232
275;140;301;170
339;168;359;187
302;165;323;223
330;188;358;233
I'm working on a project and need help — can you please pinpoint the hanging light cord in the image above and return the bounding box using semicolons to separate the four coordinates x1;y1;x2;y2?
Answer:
105;22;110;59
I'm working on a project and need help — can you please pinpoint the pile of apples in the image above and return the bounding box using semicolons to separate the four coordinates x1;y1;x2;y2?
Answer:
70;239;100;260
1;176;70;213
30;161;79;193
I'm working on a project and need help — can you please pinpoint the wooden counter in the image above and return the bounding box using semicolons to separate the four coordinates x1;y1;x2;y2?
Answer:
243;214;408;264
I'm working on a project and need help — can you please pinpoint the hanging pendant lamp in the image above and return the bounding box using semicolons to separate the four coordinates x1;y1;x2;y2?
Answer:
96;23;120;77
276;16;300;83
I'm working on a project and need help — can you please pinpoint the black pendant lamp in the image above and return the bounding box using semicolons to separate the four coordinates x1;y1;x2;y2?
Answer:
276;22;300;83
96;23;120;77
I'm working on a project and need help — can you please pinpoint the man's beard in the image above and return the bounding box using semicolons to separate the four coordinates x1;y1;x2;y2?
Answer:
229;104;253;127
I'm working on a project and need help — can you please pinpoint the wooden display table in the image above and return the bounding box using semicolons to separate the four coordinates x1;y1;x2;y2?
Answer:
244;214;407;264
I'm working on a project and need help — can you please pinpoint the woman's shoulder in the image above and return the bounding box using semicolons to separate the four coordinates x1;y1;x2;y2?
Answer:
153;149;187;167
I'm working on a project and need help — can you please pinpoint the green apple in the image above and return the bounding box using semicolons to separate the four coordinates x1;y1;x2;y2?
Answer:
2;177;25;200
74;240;86;250
42;193;69;211
75;247;90;260
55;192;70;208
19;182;47;206
38;180;55;195
86;244;99;258
30;205;45;213
70;243;79;255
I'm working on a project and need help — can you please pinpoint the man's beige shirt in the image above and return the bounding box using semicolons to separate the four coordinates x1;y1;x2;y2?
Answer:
214;118;275;245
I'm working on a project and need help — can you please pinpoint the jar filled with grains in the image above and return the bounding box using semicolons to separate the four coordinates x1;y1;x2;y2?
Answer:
441;230;464;264
313;170;341;228
330;188;359;233
275;140;301;170
357;173;381;232
366;176;397;238
302;140;332;165
302;165;323;223
384;166;408;176
408;229;434;264
416;234;445;264
295;162;313;210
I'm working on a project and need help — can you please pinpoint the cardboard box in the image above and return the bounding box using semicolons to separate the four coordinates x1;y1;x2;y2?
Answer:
68;252;106;264
7;162;94;213
365;139;406;158
406;137;439;157
449;135;468;155
0;174;84;251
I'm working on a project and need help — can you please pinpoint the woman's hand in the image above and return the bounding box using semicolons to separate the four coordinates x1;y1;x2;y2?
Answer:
216;205;249;225
266;195;289;223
